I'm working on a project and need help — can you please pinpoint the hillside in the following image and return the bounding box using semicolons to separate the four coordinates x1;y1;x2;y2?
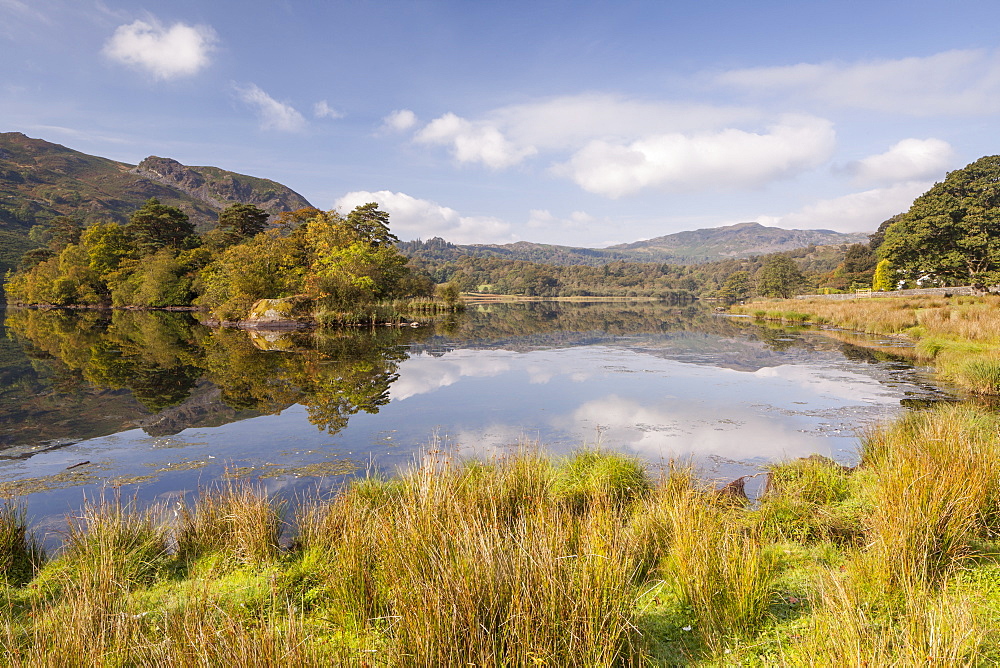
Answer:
401;223;872;267
0;132;313;232
609;222;871;262
0;132;314;297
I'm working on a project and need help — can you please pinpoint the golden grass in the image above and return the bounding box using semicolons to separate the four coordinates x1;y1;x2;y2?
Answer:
4;420;1000;664
735;295;1000;394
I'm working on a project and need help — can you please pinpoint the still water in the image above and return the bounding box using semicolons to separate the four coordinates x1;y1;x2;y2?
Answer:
0;302;951;532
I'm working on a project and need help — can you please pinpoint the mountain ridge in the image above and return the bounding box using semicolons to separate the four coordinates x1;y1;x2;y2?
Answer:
1;132;874;278
0;132;313;233
401;223;872;267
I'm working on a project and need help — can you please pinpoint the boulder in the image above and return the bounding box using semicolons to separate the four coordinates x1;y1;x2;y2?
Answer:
242;296;314;330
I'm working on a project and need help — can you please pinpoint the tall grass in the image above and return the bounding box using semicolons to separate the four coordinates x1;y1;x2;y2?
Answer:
856;405;1000;596
0;500;43;586
664;487;780;648
5;422;1000;664
296;451;656;664
176;482;284;566
734;295;1000;394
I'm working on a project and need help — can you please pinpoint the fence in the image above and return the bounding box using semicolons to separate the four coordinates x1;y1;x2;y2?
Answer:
796;286;980;300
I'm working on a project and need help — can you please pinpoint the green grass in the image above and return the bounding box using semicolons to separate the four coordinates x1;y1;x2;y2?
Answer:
0;501;43;586
4;418;1000;664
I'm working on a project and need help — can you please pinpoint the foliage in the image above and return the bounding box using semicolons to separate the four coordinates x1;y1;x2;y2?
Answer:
194;228;309;320
872;258;894;291
5;200;428;324
756;254;805;298
718;270;751;303
218;202;269;238
123;197;197;253
880;155;1000;286
111;248;194;307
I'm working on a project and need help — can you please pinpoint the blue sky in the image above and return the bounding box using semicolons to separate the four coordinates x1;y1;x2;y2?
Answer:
4;1;1000;246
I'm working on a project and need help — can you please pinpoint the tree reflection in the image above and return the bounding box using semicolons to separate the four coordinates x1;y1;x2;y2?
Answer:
5;309;425;437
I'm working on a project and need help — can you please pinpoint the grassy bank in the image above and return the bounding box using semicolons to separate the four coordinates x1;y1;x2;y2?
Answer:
3;406;1000;665
734;294;1000;395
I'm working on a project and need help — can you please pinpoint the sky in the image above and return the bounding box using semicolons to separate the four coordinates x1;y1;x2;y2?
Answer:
3;0;1000;247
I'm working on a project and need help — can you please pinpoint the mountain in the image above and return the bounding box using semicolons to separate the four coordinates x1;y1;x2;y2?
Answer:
0;131;314;297
401;223;873;267
608;222;872;262
0;132;313;233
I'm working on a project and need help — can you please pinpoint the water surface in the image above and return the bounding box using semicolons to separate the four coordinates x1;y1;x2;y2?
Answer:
0;302;952;530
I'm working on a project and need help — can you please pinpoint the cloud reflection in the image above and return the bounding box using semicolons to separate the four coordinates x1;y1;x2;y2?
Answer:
389;350;517;400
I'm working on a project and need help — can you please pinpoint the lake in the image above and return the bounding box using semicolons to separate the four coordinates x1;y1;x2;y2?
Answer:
0;301;953;536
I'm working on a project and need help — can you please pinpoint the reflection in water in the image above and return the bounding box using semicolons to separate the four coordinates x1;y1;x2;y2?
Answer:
0;302;958;523
2;309;426;448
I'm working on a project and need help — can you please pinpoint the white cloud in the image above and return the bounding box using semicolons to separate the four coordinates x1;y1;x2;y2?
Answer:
717;49;1000;115
404;95;759;170
103;18;216;80
313;100;343;120
846;138;955;186
415;112;538;169
335;190;515;244
235;83;307;132
491;93;761;150
526;209;595;232
555;114;836;198
382;109;418;132
756;181;931;233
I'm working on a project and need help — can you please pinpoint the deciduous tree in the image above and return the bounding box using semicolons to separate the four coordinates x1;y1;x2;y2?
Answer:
880;156;1000;286
756;255;804;298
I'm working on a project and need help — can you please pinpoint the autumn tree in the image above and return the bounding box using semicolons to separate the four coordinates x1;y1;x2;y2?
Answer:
872;259;894;292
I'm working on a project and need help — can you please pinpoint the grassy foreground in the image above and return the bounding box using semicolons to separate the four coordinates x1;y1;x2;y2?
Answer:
4;405;1000;665
734;294;1000;395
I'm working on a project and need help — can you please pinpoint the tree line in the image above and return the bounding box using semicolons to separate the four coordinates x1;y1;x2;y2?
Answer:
4;200;435;324
9;153;998;315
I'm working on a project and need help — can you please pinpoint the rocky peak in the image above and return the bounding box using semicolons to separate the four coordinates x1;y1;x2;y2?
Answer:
131;155;312;215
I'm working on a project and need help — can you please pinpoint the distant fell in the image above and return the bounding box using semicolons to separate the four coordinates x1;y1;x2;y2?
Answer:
608;222;872;262
0;132;313;232
402;223;872;267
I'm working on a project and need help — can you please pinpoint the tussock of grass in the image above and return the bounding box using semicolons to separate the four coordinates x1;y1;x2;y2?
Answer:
953;357;1000;395
665;487;779;647
0;501;43;586
5;421;1000;664
177;483;284;567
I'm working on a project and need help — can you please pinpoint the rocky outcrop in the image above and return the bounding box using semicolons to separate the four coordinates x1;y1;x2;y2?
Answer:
132;156;313;217
240;296;315;330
